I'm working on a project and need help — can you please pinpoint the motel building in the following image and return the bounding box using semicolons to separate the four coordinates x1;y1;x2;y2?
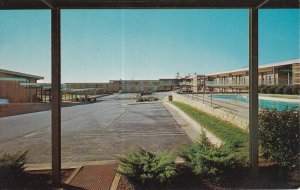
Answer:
117;80;160;93
0;69;44;103
65;83;110;95
203;59;300;93
159;78;179;91
178;76;193;93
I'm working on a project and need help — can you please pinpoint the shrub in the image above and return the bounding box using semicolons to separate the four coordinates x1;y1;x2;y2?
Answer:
259;86;265;93
282;86;293;95
117;147;176;189
0;151;28;186
292;86;300;95
260;86;269;94
274;85;284;94
266;86;276;94
180;132;244;182
259;109;300;168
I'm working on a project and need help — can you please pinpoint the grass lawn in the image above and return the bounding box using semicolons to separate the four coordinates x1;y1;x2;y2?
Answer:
171;101;248;158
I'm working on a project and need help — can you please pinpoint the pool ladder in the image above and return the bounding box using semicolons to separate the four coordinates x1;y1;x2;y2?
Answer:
236;93;247;103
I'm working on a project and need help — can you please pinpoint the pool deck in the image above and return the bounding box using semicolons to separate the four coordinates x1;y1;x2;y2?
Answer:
259;94;300;102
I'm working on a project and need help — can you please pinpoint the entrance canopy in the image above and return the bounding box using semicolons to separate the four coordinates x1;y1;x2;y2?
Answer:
1;0;298;9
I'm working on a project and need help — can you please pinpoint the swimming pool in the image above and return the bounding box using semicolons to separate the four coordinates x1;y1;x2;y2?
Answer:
211;94;300;111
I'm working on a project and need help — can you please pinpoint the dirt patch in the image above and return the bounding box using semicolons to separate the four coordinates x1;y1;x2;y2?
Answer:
0;169;74;189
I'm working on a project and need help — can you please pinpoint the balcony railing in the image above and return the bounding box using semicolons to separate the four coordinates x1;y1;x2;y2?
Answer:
206;78;293;87
179;82;192;86
206;80;249;87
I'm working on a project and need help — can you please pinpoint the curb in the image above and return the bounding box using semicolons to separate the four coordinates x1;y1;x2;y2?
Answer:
65;166;82;184
25;160;117;171
110;165;121;190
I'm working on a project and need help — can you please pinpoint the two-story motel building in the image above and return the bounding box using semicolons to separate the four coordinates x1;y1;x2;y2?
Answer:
204;59;300;93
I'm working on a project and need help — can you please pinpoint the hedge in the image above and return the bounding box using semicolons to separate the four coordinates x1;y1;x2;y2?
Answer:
259;85;299;95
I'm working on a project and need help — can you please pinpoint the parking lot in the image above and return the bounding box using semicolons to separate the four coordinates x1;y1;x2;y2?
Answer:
0;93;191;164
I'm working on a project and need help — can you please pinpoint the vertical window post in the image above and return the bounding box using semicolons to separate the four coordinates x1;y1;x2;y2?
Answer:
249;8;259;176
51;8;61;186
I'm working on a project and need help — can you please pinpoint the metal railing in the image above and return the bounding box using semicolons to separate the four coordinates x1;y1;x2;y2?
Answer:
178;92;248;114
206;80;249;87
206;78;293;87
179;81;192;86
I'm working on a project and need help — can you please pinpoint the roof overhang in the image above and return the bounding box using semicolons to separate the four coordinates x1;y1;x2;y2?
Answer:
207;58;300;77
0;69;44;80
0;0;298;10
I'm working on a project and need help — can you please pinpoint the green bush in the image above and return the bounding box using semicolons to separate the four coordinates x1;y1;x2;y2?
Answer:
260;86;269;94
117;147;176;189
292;86;300;95
282;86;293;94
0;151;28;186
259;86;265;93
274;85;284;94
260;85;299;95
259;109;300;168
266;86;276;94
180;132;244;182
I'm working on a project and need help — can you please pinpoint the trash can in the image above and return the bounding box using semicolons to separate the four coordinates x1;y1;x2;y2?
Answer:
168;95;173;101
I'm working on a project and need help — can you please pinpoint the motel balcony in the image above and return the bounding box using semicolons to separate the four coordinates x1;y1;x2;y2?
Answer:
179;81;192;86
206;78;293;87
206;80;249;87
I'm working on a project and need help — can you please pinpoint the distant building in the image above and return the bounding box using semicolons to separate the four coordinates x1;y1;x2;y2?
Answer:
0;69;44;103
159;78;179;91
65;83;107;95
118;80;160;93
205;59;300;93
178;76;193;93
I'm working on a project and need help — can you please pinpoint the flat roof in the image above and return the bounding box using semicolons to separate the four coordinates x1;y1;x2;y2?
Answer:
120;80;159;82
207;58;300;76
159;78;177;80
0;0;298;9
0;77;27;82
0;68;44;80
65;82;108;85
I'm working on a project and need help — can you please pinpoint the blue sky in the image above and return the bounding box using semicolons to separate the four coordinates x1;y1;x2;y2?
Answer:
0;9;298;82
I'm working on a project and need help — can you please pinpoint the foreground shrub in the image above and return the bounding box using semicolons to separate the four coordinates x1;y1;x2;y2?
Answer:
117;148;176;189
259;109;299;168
0;151;28;186
180;132;244;182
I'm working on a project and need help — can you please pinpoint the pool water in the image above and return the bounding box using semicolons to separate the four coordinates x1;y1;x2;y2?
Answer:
212;94;300;111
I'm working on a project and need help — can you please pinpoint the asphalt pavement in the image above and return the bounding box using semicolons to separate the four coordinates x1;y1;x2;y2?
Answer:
0;92;191;164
